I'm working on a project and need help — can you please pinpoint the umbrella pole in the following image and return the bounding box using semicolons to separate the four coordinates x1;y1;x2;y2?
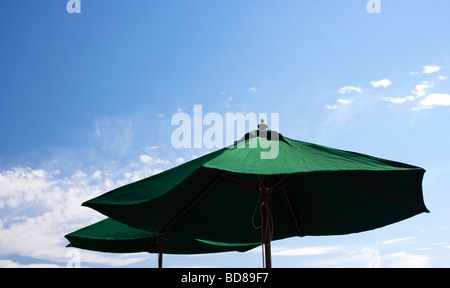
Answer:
157;235;163;268
262;203;272;268
261;185;272;268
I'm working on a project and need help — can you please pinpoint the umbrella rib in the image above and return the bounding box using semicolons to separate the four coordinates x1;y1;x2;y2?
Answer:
147;236;156;253
208;168;259;192
257;175;266;190
279;173;312;188
281;185;302;235
341;172;427;212
161;174;222;233
269;175;289;191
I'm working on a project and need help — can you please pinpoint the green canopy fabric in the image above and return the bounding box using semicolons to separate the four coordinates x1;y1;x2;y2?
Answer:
65;218;259;267
83;130;429;267
65;218;258;254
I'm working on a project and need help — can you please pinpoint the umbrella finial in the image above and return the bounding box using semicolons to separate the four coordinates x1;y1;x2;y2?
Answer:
258;119;268;130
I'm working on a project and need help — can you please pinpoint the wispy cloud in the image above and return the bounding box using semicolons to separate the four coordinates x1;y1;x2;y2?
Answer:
370;78;392;88
271;246;342;256
411;106;433;111
335;66;449;112
383;252;430;268
382;96;415;104
168;264;219;268
139;154;153;163
94;116;136;157
249;86;256;93
381;79;442;108
326;104;339;110
301;248;382;268
337;99;352;105
174;157;185;164
0;260;61;268
146;145;159;150
379;237;413;245
338;86;362;94
0;156;170;266
0;166;108;264
326;98;352;109
412;81;434;98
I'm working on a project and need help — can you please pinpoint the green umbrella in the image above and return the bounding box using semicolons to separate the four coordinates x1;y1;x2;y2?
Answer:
65;218;259;268
83;127;429;268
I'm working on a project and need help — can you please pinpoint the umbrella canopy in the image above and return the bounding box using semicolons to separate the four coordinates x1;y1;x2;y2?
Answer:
83;129;429;267
65;218;259;267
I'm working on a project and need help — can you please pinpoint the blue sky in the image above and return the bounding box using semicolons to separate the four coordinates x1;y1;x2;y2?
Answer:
1;0;450;267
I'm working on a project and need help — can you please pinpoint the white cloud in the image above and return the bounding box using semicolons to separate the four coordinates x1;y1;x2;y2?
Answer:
382;96;415;104
139;155;168;165
412;81;434;98
438;75;448;80
379;237;413;245
249;86;256;93
326;104;338;110
145;145;159;150
93;116;135;157
383;252;430;268
410;71;419;75
0;260;61;268
154;158;168;165
0;167;56;208
168;264;219;268
338;86;362;94
418;93;450;108
286;247;382;268
422;65;441;74
326;98;352;109
0;167;106;264
139;154;153;163
0;161;169;267
272;246;342;256
411;106;433;111
337;99;352;105
174;157;185;164
92;170;102;180
370;78;392;88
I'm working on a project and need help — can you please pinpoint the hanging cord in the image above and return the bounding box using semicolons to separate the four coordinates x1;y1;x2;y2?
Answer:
251;192;265;267
252;188;274;268
261;199;274;247
251;192;263;230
